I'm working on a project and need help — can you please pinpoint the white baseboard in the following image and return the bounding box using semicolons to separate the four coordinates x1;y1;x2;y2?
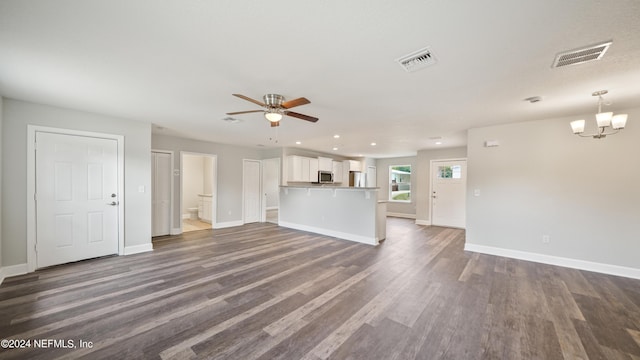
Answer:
124;243;154;255
170;228;182;235
386;212;416;219
415;219;431;226
464;243;640;280
0;263;29;285
279;221;378;246
213;220;244;229
266;206;279;211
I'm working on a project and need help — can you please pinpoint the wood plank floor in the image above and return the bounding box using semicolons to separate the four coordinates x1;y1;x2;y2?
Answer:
1;218;639;359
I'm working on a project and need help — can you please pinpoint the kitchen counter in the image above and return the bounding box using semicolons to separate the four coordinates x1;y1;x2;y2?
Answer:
279;185;386;245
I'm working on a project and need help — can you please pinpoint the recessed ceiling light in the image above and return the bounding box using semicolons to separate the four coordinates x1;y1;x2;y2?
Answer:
333;134;340;139
333;147;338;151
435;141;442;145
295;141;301;145
370;142;377;146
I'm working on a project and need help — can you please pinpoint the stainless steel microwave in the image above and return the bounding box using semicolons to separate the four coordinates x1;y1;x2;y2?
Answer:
318;170;334;183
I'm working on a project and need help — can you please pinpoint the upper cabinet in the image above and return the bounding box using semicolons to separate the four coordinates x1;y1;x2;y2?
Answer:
288;155;318;182
348;160;362;172
318;157;333;171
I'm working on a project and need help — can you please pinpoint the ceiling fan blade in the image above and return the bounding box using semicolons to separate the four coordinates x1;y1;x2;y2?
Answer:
285;111;318;122
232;94;265;107
270;121;280;127
226;110;264;115
281;97;310;109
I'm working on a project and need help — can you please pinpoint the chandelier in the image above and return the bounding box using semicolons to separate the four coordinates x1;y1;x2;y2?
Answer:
570;90;628;139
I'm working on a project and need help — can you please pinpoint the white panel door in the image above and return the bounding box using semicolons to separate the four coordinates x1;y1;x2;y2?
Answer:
243;159;261;223
152;152;171;236
431;160;467;228
36;132;119;268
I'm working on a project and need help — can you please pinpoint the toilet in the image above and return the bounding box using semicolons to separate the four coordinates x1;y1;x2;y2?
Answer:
187;207;199;220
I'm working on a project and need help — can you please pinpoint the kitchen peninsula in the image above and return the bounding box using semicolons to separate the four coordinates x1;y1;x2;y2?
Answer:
279;185;386;245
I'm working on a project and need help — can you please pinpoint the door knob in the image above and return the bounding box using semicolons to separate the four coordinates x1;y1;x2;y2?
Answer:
108;201;119;206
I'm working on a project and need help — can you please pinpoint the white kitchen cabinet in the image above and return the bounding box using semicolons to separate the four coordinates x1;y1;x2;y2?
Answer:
348;160;362;172
288;155;313;182
309;158;319;182
318;157;333;171
332;161;344;183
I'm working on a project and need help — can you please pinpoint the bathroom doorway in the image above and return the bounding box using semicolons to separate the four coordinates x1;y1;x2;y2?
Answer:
181;152;217;232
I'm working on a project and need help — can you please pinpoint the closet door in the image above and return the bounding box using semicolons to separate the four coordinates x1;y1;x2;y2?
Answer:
152;152;172;236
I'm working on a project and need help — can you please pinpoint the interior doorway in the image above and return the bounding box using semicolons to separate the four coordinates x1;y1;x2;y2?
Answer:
430;159;467;228
181;152;217;232
262;157;280;224
243;159;261;224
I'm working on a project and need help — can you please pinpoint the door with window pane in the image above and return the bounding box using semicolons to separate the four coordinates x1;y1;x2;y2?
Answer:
431;160;467;228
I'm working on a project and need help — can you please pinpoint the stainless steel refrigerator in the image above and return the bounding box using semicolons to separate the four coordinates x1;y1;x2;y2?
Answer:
349;171;366;187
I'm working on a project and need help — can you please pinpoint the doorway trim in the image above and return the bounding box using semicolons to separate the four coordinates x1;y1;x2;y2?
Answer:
27;125;125;272
152;149;175;235
429;157;467;228
179;151;217;232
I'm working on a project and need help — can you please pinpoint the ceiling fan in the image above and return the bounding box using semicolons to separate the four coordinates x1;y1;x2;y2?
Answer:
226;93;318;127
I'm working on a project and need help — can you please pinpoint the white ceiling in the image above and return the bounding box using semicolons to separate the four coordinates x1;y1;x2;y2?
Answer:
1;1;640;158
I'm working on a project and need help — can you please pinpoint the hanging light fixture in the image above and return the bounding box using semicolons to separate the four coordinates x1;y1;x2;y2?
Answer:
570;90;628;139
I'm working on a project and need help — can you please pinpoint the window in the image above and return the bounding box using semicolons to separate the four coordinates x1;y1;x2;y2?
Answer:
437;165;461;179
389;165;411;202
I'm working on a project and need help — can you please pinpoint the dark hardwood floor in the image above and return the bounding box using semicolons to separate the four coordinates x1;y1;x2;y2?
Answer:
1;218;639;359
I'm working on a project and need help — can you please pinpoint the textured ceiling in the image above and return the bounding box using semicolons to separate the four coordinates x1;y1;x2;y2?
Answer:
1;0;640;158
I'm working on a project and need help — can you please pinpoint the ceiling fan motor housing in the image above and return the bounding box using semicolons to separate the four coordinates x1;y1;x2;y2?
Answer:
263;94;284;107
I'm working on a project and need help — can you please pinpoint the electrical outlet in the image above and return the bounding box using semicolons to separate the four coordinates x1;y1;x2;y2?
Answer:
542;235;550;244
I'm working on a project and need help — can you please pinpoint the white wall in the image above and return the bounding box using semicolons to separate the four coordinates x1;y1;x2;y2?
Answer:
466;107;640;275
1;99;152;267
376;156;417;217
0;97;3;273
152;134;263;226
182;154;205;215
415;147;467;224
203;156;213;194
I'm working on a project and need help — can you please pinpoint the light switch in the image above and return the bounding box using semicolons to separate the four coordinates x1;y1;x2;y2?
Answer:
474;189;481;197
138;186;145;193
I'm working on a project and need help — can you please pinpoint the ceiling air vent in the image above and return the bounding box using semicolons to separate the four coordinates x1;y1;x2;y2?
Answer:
396;46;437;72
552;40;612;68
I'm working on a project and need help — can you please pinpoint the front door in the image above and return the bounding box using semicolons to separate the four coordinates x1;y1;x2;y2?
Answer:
36;132;119;268
431;160;467;228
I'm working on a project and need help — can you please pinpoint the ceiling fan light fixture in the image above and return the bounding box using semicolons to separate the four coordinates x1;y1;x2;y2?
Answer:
265;111;283;122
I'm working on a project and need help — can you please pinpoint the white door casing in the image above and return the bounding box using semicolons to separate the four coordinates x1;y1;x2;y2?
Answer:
431;159;467;228
35;132;119;268
243;159;261;224
152;151;172;236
